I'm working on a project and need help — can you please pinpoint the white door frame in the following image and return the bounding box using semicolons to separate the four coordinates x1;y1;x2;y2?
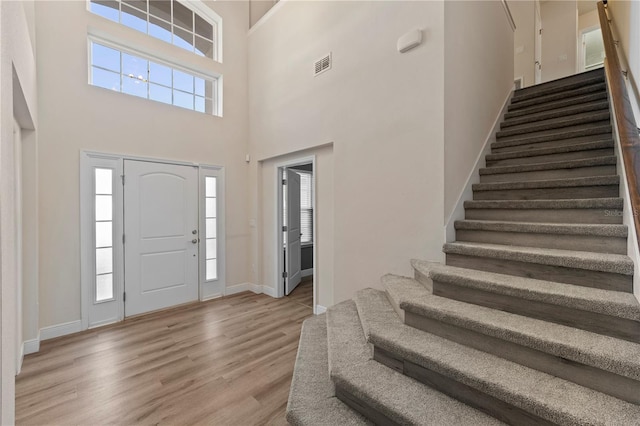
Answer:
275;155;317;313
80;151;225;329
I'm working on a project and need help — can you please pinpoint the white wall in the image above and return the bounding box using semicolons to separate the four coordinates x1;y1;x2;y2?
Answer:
34;1;250;330
541;0;578;82
444;1;515;220
250;0;277;27
0;0;38;421
249;1;447;306
579;9;599;32
511;1;536;87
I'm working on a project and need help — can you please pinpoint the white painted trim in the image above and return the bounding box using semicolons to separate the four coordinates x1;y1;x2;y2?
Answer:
201;293;223;302
40;321;82;341
261;285;277;298
23;338;39;356
248;0;288;36
315;305;327;315
224;282;277;298
301;269;313;278
444;90;514;243
225;283;252;296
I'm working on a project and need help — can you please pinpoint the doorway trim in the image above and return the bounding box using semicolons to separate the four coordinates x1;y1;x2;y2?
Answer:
274;155;317;313
80;150;226;330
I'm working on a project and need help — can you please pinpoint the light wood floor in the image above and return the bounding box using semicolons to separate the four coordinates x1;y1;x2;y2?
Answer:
16;291;313;425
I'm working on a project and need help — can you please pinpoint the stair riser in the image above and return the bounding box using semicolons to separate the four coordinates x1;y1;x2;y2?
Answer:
465;208;623;224
473;185;619;201
373;347;553;426
505;93;609;119
455;229;626;255
492;136;612;154
501;104;610;129
486;148;614;167
431;280;640;343
508;84;607;111
497;114;611;139
404;313;640;405
445;253;633;292
334;386;397;426
479;165;616;183
494;127;612;152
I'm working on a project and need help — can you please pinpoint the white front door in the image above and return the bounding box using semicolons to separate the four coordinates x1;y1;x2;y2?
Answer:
124;160;199;316
285;169;302;295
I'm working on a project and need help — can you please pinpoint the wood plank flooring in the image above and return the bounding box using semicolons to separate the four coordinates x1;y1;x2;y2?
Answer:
16;291;313;425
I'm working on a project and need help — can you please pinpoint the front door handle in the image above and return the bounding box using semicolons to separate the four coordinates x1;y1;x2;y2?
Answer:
191;239;198;244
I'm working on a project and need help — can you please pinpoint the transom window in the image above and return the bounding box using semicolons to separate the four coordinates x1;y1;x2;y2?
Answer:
89;0;219;61
90;41;217;114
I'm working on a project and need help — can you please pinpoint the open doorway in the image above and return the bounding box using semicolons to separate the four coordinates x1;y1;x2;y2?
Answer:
277;159;315;310
580;27;605;72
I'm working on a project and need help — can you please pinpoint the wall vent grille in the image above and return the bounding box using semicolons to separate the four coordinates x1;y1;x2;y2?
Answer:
314;53;331;76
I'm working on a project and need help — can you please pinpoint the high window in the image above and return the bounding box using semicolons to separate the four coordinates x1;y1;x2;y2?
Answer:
90;41;217;114
89;0;219;61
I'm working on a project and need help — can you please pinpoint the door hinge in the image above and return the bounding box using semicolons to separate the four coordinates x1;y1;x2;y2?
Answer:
282;271;288;278
539;29;543;35
282;225;288;231
282;179;286;185
121;175;125;185
123;292;126;302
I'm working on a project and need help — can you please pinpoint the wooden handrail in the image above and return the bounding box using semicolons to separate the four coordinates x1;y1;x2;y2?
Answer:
598;1;640;250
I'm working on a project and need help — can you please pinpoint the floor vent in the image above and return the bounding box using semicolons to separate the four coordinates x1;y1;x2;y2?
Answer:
314;53;331;76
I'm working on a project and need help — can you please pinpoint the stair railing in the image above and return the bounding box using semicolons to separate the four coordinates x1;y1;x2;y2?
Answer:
597;1;640;249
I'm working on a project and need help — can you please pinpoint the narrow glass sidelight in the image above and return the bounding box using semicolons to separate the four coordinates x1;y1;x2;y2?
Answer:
205;176;217;280
95;168;114;302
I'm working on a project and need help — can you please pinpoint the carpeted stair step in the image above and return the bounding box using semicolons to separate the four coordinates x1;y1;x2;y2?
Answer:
355;288;640;426
472;175;619;200
443;241;633;292
479;156;617;183
501;100;610;129
508;82;607;111
326;300;502;425
464;198;623;224
492;134;613;155
454;219;627;254
505;91;609;120
386;275;640;405
286;315;370;426
511;69;604;101
496;111;611;139
485;139;614;167
493;121;611;151
411;260;640;341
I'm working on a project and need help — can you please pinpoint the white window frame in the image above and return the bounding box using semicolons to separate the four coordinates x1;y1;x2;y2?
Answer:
80;152;124;329
86;0;223;63
199;165;226;300
87;32;223;116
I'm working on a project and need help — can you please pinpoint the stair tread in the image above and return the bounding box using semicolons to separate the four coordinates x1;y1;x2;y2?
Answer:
486;139;613;161
355;288;640;426
472;175;619;191
512;70;604;100
454;219;627;237
494;121;611;145
412;259;640;322
443;241;634;275
496;111;611;138
286;315;370;426
501;100;610;128
464;197;623;209
327;300;502;425
508;82;607;111
385;272;640;381
480;155;616;175
505;92;609;119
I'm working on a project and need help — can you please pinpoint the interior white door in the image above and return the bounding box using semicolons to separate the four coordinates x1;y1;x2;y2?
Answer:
534;0;542;84
285;169;302;295
124;160;199;316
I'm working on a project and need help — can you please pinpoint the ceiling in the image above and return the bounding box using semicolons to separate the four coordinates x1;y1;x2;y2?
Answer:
577;0;598;16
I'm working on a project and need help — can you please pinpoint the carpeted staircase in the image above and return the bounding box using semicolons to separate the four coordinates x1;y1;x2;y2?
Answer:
286;68;640;425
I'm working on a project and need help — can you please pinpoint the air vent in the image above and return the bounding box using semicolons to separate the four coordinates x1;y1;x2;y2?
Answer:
314;53;332;76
